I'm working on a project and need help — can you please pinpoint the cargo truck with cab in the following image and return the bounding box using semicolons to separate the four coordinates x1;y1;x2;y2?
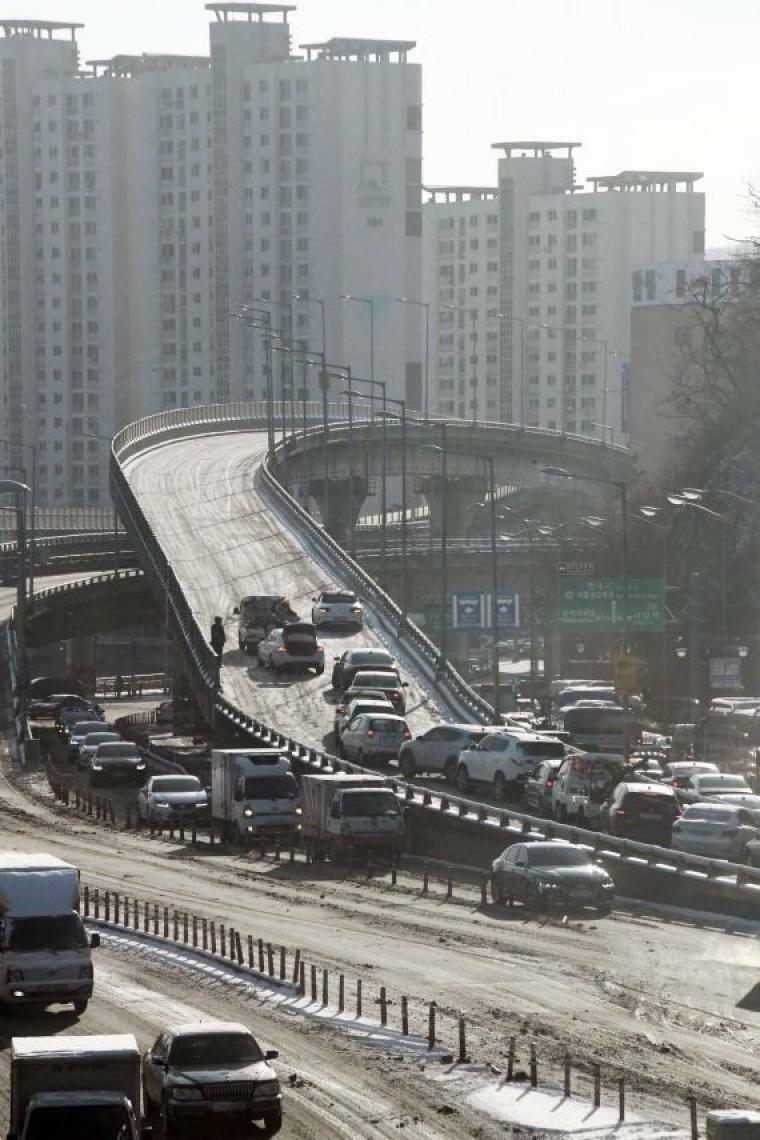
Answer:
7;1033;142;1140
301;773;404;863
211;749;300;844
0;853;98;1014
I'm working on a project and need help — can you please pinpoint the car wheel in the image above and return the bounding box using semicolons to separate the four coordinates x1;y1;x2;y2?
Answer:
73;999;88;1015
399;753;415;780
335;737;344;758
597;902;613;917
555;802;567;823
490;876;505;905
315;665;324;676
494;771;508;803
456;764;470;794
577;808;587;827
443;757;458;785
261;1108;283;1137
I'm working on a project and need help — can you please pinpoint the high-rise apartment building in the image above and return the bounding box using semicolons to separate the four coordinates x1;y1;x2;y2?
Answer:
425;142;706;443
0;5;423;505
422;187;500;420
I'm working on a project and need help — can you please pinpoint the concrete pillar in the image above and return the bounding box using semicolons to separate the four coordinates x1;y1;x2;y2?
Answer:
309;476;368;545
421;474;488;540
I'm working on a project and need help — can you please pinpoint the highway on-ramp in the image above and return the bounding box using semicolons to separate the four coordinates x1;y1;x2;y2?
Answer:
123;431;444;755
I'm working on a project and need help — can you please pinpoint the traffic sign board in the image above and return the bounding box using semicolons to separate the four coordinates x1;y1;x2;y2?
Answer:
557;577;664;633
557;561;594;576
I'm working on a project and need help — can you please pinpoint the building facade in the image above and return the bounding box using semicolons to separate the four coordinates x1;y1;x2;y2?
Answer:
424;143;706;444
0;6;423;505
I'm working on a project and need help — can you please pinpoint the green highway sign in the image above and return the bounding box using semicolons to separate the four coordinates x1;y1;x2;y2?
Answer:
557;577;664;633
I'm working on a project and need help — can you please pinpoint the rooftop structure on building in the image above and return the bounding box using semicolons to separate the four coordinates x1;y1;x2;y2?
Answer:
424;186;498;203
492;141;581;158
301;38;415;62
205;3;295;21
88;54;210;77
0;19;82;40
589;170;703;192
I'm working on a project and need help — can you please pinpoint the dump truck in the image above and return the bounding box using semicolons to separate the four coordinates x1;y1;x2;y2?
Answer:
301;773;405;863
211;748;300;844
8;1034;142;1139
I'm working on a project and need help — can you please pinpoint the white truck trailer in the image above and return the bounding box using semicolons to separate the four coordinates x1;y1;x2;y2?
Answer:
7;1034;142;1139
211;748;300;844
0;852;98;1013
301;773;405;863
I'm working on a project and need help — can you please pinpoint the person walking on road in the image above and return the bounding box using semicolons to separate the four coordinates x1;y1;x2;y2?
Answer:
210;616;226;657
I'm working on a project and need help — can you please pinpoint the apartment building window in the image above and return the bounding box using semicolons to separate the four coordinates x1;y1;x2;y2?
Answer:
528;211;540;223
581;233;597;247
676;269;686;298
566;210;577;227
645;269;656;300
566;235;577;252
582;208;597;222
406;105;422;130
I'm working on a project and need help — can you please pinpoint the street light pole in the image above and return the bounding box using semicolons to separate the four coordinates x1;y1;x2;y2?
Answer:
0;479;30;703
344;374;387;584
393;297;430;417
485;456;501;721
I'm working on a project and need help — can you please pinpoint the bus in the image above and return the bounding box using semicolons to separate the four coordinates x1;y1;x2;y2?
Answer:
560;704;641;755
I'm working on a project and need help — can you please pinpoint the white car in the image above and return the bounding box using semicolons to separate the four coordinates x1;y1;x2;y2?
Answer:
257;623;325;675
138;775;209;824
334;697;394;740
311;589;364;630
455;730;566;802
672;802;760;862
397;723;497;782
77;730;122;770
340;713;411;766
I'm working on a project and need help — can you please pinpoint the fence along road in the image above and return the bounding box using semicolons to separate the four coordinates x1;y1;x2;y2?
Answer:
121;429;447;753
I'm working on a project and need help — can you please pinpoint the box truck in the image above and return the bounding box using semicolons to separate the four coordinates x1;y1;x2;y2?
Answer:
301;773;404;863
8;1034;142;1139
211;749;300;843
0;852;98;1013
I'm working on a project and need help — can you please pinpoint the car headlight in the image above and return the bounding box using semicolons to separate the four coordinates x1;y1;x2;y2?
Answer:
535;880;559;892
171;1087;204;1101
295;806;302;816
601;880;615;890
136;762;146;770
244;807;253;818
153;799;168;807
340;822;352;836
253;1080;280;1099
6;969;23;983
92;763;102;771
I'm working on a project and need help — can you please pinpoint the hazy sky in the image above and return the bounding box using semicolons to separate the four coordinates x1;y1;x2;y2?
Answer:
10;0;757;248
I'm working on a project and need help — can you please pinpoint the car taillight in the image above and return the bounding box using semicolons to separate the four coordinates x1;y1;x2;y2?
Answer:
276;646;287;653
545;778;554;788
319;607;329;612
317;644;324;651
366;730;375;738
351;606;362;613
391;691;400;700
615;809;626;817
403;731;411;739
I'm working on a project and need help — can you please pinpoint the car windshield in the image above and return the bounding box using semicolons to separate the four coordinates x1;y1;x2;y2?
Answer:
527;847;590;868
84;734;119;746
684;805;735;822
7;913;88;952
244;775;298;799
354;673;397;688
152;778;202;794
73;722;105;736
350;653;393;668
97;744;139;758
343;791;400;816
622;792;677;817
368;719;405;734
697;776;749;791
323;592;356;604
517;741;565;758
169;1032;263;1067
26;1105;132;1139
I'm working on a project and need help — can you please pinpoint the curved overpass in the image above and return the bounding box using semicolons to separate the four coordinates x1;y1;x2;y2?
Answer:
111;402;634;749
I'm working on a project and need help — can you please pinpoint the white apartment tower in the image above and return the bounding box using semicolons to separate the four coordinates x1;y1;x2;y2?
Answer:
422;187;500;420
0;5;424;505
425;142;706;442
